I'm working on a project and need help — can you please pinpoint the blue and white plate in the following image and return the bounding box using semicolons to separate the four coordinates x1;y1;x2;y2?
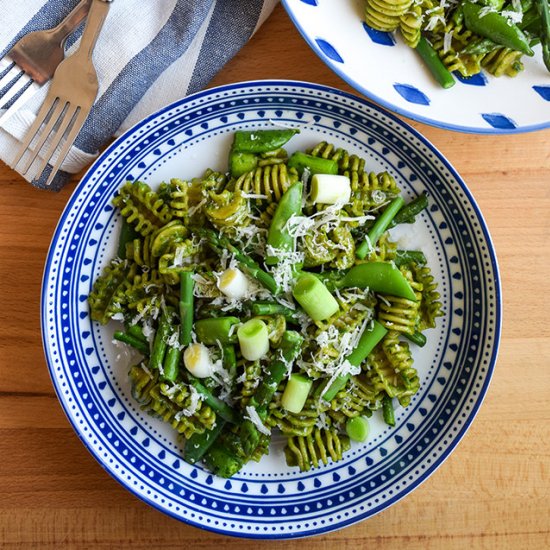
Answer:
42;81;500;539
283;0;550;133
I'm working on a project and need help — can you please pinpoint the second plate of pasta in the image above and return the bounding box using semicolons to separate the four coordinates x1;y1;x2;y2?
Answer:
41;80;501;538
283;0;550;133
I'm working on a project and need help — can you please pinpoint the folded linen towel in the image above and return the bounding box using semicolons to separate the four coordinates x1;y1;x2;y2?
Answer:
0;0;278;190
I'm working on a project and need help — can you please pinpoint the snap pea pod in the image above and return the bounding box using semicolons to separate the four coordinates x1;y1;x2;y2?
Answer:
197;228;279;294
231;129;299;154
356;196;405;259
315;263;417;301
113;331;150;355
183;420;227;465
462;1;534;55
415;36;456;89
230;152;257;177
322;320;388;401
535;0;550;71
266;181;303;265
404;330;427;347
287;151;339;176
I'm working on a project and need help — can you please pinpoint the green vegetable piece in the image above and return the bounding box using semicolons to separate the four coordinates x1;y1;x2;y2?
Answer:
266;181;303;265
222;344;237;386
462;1;534;56
389;192;429;228
292;273;340;321
394;250;427;268
179;271;194;347
161;345;181;382
322;320;388;401
229;151;258;177
250;301;299;323
198;228;279;294
281;373;313;414
252;330;304;410
317;263;417;301
203;445;244;478
237;318;270;361
356;196;405;259
117;218;139;259
188;377;240;424
287;151;339;176
461;37;500;55
346;416;370;442
126;324;147;342
150;309;172;371
231;129;299;154
195;317;240;345
415;36;456;89
183;420;226;465
382;394;396;427
113;331;149;356
404;330;427;347
535;0;550;71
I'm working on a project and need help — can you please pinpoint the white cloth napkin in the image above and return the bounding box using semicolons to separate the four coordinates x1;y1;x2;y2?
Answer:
0;0;278;189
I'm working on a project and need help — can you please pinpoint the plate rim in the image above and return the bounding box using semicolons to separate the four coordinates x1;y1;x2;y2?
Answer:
281;0;550;135
41;79;502;539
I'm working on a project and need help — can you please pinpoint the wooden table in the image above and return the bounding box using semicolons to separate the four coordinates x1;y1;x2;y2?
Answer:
1;5;549;549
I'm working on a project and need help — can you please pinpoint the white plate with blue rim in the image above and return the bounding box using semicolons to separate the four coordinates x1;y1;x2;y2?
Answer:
42;80;501;539
282;0;550;133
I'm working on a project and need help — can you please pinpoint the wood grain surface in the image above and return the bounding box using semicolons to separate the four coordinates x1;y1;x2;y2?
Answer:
1;5;549;549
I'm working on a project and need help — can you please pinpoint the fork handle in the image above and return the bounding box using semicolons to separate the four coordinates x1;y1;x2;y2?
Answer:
50;0;92;45
77;0;112;60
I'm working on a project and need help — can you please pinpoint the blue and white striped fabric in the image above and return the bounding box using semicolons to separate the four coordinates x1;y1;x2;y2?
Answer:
0;0;278;190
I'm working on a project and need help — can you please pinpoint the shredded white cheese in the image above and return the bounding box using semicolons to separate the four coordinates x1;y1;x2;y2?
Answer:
244;405;271;436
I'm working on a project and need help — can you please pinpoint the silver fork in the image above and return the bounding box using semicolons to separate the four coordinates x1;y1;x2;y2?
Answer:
0;0;91;126
12;0;112;187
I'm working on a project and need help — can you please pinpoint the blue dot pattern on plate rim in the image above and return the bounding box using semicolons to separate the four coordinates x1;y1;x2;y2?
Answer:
41;81;501;539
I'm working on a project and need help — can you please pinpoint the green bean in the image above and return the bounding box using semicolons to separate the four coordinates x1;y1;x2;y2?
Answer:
266;181;303;265
194;317;239;345
322;320;388;401
161;345;181;382
287;151;339;176
183;420;226;465
404;330;427;347
150;309;172;371
179;272;194;347
222;344;237;386
356;196;405;259
126;324;147;342
382;394;396;427
250;301;299;323
113;331;150;355
187;377;240;424
415;36;456;89
389;192;428;228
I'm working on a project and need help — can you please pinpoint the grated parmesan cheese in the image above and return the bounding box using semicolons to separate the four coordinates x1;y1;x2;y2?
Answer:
244;405;271;436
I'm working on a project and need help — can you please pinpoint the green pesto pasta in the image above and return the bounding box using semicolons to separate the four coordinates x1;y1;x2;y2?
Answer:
88;130;443;477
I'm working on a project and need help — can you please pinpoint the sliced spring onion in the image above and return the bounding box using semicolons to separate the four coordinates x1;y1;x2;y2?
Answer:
183;343;214;378
237;318;269;361
310;174;351;205
345;416;370;442
217;267;249;299
292;273;339;321
281;373;313;414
